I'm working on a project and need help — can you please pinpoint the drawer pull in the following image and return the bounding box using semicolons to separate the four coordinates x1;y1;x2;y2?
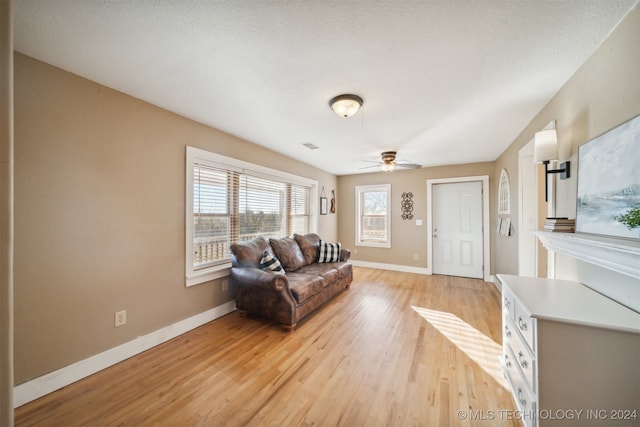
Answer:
517;388;527;406
504;354;512;368
504;326;512;338
504;298;511;309
518;351;529;369
518;317;528;332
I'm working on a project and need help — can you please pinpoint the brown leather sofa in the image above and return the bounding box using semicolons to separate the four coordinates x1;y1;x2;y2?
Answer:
230;233;352;329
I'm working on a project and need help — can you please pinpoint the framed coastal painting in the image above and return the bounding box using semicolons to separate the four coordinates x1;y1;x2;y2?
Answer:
575;115;640;240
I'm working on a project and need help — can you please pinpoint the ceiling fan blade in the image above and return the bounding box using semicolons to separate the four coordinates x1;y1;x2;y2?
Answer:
359;164;383;170
396;162;422;169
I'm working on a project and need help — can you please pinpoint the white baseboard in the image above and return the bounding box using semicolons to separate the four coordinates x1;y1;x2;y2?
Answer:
351;260;495;284
14;300;236;408
350;260;431;275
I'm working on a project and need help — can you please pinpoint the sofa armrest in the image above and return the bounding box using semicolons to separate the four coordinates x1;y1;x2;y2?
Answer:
230;267;297;327
340;248;351;262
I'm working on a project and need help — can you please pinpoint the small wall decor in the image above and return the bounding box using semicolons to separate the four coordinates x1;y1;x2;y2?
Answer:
401;192;414;220
498;169;511;214
499;217;512;236
320;187;328;215
330;189;336;214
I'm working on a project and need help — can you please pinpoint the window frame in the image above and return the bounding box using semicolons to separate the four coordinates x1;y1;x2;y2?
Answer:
186;146;318;286
355;184;391;248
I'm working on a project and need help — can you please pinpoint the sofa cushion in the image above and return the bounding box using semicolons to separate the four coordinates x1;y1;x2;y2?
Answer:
296;263;338;286
294;233;320;265
259;251;285;275
269;237;306;272
335;262;353;280
230;236;271;268
286;273;325;303
317;240;342;263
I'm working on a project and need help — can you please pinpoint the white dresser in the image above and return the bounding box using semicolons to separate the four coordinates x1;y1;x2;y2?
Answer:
497;274;640;427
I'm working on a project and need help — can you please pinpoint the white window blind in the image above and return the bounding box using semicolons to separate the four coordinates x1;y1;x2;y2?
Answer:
193;163;232;269
290;184;311;235
186;147;316;286
238;175;286;239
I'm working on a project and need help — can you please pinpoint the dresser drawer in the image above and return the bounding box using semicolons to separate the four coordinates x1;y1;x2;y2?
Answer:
502;345;519;388
514;299;536;352
502;287;516;322
503;346;537;427
505;318;536;393
503;320;515;344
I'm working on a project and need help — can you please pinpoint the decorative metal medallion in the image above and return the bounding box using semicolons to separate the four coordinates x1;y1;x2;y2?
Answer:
401;192;414;220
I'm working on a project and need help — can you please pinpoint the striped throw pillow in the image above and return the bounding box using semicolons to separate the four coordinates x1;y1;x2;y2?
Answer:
317;240;341;263
259;251;285;274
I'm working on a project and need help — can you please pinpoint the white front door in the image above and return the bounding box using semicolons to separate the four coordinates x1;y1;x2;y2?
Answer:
432;181;484;279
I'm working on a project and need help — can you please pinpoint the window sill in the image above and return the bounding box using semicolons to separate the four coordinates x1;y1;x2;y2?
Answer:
186;265;231;287
356;241;391;249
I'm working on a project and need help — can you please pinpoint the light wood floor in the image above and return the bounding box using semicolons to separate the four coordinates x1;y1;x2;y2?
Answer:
15;268;520;426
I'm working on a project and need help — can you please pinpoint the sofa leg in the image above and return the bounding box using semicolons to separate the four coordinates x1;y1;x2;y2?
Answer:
282;323;296;332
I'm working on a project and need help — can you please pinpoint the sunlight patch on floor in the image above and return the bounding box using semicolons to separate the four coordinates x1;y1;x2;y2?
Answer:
411;306;507;389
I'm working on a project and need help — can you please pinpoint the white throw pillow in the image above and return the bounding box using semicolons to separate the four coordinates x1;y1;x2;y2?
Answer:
317;240;341;263
259;251;285;274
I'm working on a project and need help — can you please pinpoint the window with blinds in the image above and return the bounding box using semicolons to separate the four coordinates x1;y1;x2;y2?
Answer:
193;164;232;269
355;184;391;248
186;147;316;286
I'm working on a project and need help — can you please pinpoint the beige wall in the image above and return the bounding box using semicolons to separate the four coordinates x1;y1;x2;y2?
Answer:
493;6;639;285
337;162;494;271
1;0;14;423
14;53;338;384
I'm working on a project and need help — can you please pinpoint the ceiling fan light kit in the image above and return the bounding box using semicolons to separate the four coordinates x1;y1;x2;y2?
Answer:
381;162;396;173
381;151;397;172
329;94;363;118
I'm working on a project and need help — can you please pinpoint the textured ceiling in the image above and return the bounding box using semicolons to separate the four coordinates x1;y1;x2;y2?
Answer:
14;0;639;175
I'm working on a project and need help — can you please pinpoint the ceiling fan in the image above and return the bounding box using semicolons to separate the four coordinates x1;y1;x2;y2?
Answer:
361;151;422;172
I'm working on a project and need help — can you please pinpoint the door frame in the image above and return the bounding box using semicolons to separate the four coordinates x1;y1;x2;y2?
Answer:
518;138;538;277
426;176;491;281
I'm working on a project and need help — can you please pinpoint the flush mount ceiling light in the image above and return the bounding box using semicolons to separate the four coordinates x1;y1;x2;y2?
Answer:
329;94;363;118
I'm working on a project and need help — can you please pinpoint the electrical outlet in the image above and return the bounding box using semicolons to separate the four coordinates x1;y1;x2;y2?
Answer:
115;310;127;327
413;254;419;261
222;279;228;292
